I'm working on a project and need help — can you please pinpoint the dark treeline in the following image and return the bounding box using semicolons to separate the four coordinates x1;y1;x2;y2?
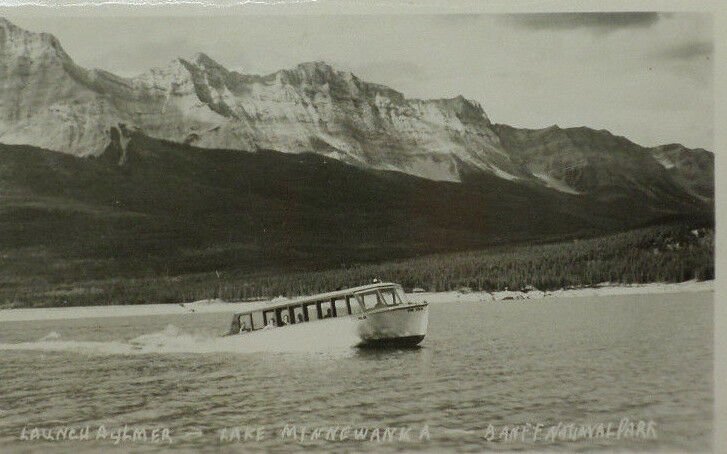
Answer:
1;222;713;308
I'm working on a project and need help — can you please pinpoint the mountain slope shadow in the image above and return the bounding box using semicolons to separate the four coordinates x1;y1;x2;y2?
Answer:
0;134;713;281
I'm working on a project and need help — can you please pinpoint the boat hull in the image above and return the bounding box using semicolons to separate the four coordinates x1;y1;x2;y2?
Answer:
356;335;426;349
355;303;429;348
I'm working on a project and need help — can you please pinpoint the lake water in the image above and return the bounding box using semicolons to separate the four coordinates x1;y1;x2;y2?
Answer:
0;291;713;452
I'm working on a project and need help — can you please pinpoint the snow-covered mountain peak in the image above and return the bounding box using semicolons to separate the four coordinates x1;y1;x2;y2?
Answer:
0;16;70;63
431;95;491;125
184;52;229;75
274;61;352;87
289;60;349;80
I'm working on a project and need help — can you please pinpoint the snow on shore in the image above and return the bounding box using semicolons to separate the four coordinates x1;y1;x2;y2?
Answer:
0;280;713;323
406;279;713;304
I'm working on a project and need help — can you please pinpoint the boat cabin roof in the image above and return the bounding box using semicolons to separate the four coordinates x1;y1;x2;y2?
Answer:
233;282;402;316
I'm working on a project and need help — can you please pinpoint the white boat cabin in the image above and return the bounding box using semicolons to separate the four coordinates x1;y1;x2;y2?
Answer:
227;282;409;334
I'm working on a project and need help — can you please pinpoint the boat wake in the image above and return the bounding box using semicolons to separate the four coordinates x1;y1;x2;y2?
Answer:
0;324;360;356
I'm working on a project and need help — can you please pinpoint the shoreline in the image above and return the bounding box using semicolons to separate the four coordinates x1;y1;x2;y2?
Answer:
0;280;713;323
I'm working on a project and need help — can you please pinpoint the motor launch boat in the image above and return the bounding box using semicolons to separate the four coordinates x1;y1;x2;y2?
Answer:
224;282;428;348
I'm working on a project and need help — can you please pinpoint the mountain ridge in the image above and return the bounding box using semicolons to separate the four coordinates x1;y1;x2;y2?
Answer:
0;17;713;205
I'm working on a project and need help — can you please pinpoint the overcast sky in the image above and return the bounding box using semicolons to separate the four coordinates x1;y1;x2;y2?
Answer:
2;12;714;150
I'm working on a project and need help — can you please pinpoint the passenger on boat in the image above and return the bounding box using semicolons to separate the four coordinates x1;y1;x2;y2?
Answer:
297;313;304;323
324;308;333;318
263;319;277;330
281;315;289;326
240;321;250;333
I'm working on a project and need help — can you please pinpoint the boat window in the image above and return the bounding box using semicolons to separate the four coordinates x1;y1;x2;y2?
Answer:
251;311;264;330
278;308;292;326
348;296;363;315
357;291;386;311
292;306;306;323
394;286;408;304
334;298;349;316
320;300;333;318
305;303;320;321
263;310;277;326
379;288;398;306
239;314;254;332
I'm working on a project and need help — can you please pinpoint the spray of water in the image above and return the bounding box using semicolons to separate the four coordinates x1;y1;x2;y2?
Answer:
0;320;362;356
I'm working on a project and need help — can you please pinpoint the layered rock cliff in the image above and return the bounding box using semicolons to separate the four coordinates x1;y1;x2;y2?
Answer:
0;17;713;201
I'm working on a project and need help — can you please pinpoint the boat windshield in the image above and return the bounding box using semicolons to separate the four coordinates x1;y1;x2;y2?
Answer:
379;286;407;305
355;285;407;311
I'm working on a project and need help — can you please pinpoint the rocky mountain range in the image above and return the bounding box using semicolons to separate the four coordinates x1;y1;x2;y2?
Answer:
0;16;715;299
0;17;713;204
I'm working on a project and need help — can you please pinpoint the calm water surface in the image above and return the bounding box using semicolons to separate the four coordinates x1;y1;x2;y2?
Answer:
0;292;713;452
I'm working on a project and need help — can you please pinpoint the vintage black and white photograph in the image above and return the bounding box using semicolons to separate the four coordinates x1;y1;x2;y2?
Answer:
0;1;719;452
